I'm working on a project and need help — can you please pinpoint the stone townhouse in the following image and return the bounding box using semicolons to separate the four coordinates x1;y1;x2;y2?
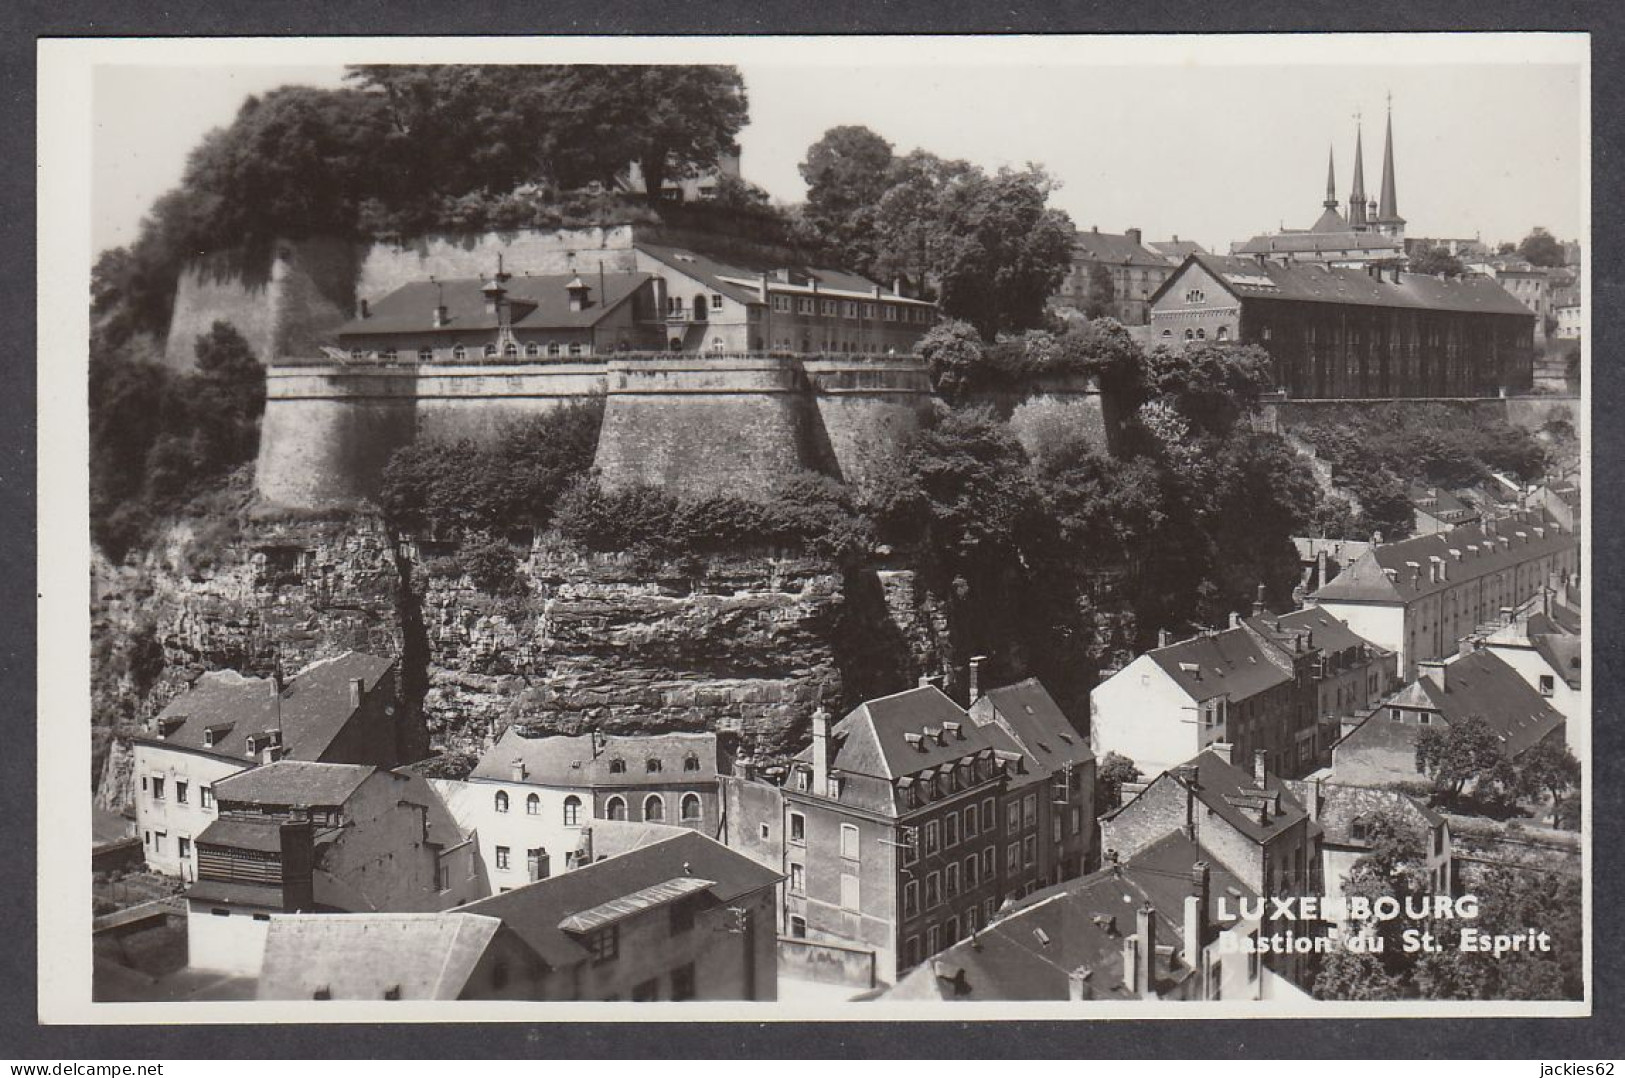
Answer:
1283;780;1453;899
1054;226;1176;325
186;761;480;976
1310;510;1579;679
256;827;781;1002
132;652;421;881
431;730;723;893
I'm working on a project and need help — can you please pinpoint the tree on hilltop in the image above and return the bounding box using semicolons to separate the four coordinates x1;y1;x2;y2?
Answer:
799;125;897;272
1408;244;1465;278
1517;227;1566;268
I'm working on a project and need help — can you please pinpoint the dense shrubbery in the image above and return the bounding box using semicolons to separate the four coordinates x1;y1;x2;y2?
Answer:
1297;406;1548;490
918;317;1150;404
90;321;266;561
554;472;873;563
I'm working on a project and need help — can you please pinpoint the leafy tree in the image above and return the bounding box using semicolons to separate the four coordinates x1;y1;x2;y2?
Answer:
916;320;989;405
1094;751;1142;817
1142;342;1273;439
1414;714;1506;799
577;65;749;203
1517;227;1566;268
871;150;978;297
1518;740;1581;824
799;126;896;272
458;535;525;596
1408;244;1466;277
1313;811;1431;1000
1083;263;1116;319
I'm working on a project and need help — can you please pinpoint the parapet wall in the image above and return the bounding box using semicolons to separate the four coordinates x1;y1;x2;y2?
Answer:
257;363;608;507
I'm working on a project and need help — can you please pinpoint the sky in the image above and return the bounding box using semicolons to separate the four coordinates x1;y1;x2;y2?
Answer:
89;40;1586;257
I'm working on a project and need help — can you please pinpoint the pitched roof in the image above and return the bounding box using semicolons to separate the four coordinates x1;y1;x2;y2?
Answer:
970;678;1094;786
334;272;653;337
462;831;780;969
1233;230;1402;255
1289;782;1443;849
469;730;718;788
806;685;1010;782
1409;485;1480;526
1159;749;1311;844
194;817;289;853
1150;239;1208;259
885;831;1249;1001
1145;627;1294;704
1167;253;1535;317
635;242;926;307
1386;651;1565;756
1243;607;1384;660
256;913;502;1001
1072;230;1175;269
1307;207;1353;234
1313;511;1574;604
145;652;395;763
1533;635;1582;689
213;761;377;808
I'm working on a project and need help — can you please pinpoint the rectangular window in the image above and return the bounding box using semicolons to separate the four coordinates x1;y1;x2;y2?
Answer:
1006;842;1020;874
926;924;940;954
963;806;978;840
905;936;921;968
885;306;897;322
964;854;979;888
903;879;920;919
1070;806;1082;835
151;777;165;801
1208;959;1223;1000
588;925;619;964
495;846;510;871
671;962;697;1001
1390;708;1404;723
924;820;940;855
175;781;188;805
944;813;959;848
201;786;214;810
925;871;941;908
966;906;980;934
790;914;807;938
789;811;806;845
1052;810;1062;844
1539;675;1555;697
863;303;877;318
945;862;960;898
790;862;805;894
981;798;995;832
840;823;860;861
153;831;166;853
903;825;919;865
177;836;191;860
710;294;723;311
1022;793;1037;830
982;847;996;880
984;898;997;923
527;848;549;882
1023;835;1038;866
945;916;961;943
797;297;813;314
840;873;860;911
822;300;838;316
1006;802;1020;834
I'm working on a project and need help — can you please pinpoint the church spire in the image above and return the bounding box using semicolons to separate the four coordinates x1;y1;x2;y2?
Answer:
1348;114;1368;229
1324;145;1338;209
1376;94;1404;232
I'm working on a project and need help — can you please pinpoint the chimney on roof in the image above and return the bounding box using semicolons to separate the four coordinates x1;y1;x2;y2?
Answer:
358;298;370;320
1132;903;1156;998
1127;228;1143;247
1253;750;1268;791
893;278;904;298
1228;612;1241;630
1092;225;1100;234
968;655;987;703
1157;629;1173;649
1183;861;1210;961
1253;584;1267;618
349;677;365;710
1419;660;1448;693
511;758;527;782
811;706;831;791
1308;777;1322;823
1208;742;1233;767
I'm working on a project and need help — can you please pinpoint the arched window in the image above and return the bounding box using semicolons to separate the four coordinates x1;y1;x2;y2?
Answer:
525;343;540;358
568;342;584;357
381;348;398;362
1161;329;1173;338
1184;329;1195;341
669;338;684;351
349;349;364;361
711;338;725;353
547;343;561;358
494;790;509;814
453;345;467;361
605;796;627;821
643;794;665;822
483;344;498;358
1216;326;1230;341
563;795;581;826
526;792;540;815
608;758;626;775
418;347;434;362
503;342;518;358
646;758;663;773
681;793;701;822
1196;328;1206;340
683;753;700;772
693;295;708;321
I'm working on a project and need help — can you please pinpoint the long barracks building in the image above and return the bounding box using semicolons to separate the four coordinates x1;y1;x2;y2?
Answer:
1148;252;1535;399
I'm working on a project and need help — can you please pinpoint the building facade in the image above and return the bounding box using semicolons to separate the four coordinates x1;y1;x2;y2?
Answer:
1054;226;1177;325
132;653;418;880
1284;781;1452;899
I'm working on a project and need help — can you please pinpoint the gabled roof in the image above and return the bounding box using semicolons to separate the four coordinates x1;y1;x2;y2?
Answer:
462;831;780;970
469;730;719;788
1313;511;1574;605
1287;782;1443;850
1233;230;1402;255
970;679;1094;786
1150;749;1311;844
812;685;1007;783
213;761;377;808
884;831;1250;1001
1072;229;1175;269
334;272;653;337
1409;485;1479;525
256;912;503;1001
635;242;924;307
1162;252;1535;317
1145;627;1294;704
194;817;289;853
1533;635;1582;689
1308;207;1353;234
1150;238;1208;259
1243;607;1384;660
1384;651;1565;757
145;652;395;764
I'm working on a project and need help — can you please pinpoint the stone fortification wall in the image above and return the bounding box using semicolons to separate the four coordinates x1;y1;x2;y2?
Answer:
163;237;360;370
593;356;820;500
795;356;936;493
355;226;642;307
966;373;1111;460
257;363;608;507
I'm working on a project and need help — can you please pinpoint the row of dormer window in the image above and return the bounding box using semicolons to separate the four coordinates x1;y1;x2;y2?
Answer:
768;295;932;323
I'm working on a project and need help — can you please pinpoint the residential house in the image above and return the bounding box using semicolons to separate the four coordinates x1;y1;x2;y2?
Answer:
257;912;505;1001
772;681;1093;986
1478;608;1583;724
186;761;481;975
133;652;420;880
1410;485;1481;535
1053;226;1176;325
1148;253;1535;398
1309;510;1579;678
432;730;722;892
1099;746;1320;902
883;831;1302;1002
1284;780;1452;898
1330;649;1566;787
1148;236;1209;262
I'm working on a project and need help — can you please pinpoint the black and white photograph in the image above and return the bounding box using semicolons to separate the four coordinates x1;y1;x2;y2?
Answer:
37;32;1589;1022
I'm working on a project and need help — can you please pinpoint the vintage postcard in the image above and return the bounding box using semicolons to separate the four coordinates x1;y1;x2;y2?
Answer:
38;32;1590;1022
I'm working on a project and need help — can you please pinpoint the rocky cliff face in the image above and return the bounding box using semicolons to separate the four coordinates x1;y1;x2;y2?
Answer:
91;510;934;808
